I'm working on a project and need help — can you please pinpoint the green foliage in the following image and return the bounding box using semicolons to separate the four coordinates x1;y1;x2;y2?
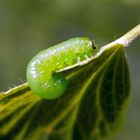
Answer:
0;44;130;140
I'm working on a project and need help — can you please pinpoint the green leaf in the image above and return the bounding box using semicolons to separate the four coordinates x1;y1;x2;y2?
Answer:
0;44;130;140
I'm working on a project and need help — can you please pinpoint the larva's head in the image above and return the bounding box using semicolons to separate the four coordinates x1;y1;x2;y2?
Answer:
75;37;98;58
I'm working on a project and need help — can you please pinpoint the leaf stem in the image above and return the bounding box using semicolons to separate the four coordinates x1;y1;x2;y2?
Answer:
117;24;140;46
3;82;29;94
95;24;140;58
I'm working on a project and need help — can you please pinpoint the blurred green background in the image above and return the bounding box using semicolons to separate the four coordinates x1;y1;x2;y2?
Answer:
0;0;140;140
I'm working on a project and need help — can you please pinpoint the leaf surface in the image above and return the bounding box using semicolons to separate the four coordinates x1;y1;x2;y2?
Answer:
0;44;130;140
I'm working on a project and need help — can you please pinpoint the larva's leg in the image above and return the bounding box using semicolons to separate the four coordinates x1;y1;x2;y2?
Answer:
57;55;92;72
77;57;81;64
78;55;91;66
84;55;90;61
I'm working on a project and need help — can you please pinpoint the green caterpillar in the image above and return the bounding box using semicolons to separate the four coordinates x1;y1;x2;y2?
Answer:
26;37;98;99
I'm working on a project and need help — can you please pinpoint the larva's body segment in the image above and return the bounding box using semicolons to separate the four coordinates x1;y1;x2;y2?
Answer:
26;37;98;99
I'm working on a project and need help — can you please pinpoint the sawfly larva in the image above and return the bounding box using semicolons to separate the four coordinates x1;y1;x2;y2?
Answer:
26;37;98;99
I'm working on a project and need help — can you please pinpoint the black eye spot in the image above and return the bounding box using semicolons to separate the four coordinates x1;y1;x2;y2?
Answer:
90;40;96;49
